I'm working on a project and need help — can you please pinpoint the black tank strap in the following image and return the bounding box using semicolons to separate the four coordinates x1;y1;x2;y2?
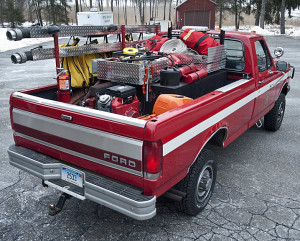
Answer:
194;35;208;49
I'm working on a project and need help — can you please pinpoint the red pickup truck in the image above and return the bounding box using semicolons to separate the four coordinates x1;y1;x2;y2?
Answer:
7;26;295;220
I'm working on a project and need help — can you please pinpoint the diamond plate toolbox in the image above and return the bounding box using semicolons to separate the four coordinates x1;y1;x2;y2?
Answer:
97;58;168;85
207;45;227;73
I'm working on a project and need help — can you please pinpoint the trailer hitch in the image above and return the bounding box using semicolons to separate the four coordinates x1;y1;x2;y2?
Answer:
49;193;71;216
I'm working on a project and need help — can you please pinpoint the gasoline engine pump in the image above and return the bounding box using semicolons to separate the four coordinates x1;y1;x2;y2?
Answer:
97;85;140;118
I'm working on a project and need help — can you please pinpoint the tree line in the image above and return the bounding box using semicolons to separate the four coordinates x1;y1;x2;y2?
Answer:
0;0;300;34
0;0;70;26
216;0;300;34
0;0;177;26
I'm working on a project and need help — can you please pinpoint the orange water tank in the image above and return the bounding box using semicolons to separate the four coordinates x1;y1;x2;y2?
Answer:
153;94;193;115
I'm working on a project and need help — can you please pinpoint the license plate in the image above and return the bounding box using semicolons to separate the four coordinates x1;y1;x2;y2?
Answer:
61;167;84;188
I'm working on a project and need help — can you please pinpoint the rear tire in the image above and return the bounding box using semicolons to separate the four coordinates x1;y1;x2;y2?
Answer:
264;93;286;131
175;149;217;215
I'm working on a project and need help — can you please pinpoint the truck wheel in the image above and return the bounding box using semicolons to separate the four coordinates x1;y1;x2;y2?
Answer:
176;149;217;216
264;93;286;131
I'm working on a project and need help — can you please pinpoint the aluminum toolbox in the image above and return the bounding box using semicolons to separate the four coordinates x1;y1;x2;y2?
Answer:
97;58;169;85
96;45;226;85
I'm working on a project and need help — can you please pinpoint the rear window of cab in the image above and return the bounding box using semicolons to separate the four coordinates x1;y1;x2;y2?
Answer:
216;38;245;71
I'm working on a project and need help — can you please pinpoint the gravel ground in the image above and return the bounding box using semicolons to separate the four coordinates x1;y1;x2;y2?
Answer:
0;36;299;241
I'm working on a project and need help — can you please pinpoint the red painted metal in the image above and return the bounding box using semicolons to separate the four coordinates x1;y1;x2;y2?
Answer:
14;123;142;172
176;0;216;29
121;25;125;50
155;24;159;35
12;97;144;140
251;37;283;121
53;33;60;75
9;93;15;130
14;135;144;188
111;96;140;117
53;32;66;102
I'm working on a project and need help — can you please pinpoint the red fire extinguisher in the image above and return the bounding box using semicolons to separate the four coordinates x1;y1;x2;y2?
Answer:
57;69;71;103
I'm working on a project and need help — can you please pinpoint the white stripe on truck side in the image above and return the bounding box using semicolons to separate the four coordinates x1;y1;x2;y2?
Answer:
163;73;288;156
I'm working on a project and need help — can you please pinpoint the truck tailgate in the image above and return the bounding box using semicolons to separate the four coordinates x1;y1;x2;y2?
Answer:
10;91;147;187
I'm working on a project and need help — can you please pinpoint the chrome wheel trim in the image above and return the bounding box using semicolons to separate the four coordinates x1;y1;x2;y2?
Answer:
196;164;213;206
277;102;284;124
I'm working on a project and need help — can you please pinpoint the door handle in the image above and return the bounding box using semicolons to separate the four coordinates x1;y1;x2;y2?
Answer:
61;114;73;121
258;80;264;85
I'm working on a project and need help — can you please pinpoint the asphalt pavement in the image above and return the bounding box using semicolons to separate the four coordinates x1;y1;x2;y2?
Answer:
0;36;299;241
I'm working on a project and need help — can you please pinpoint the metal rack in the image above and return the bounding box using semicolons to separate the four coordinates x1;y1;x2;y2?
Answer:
7;25;159;40
8;24;160;64
7;24;161;102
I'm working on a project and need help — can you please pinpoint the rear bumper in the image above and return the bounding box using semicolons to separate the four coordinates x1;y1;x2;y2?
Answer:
7;145;156;220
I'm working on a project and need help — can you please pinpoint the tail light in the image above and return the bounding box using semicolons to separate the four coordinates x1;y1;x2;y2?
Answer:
9;93;15;130
143;140;163;180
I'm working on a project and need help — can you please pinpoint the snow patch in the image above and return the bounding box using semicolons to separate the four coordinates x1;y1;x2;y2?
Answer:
250;26;276;36
290;29;300;36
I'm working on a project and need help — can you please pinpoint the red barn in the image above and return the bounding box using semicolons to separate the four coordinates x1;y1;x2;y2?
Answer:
176;0;217;30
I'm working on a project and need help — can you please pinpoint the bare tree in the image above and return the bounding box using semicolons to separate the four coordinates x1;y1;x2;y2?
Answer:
123;0;128;24
219;4;223;28
0;0;4;26
132;0;137;24
135;0;145;24
156;0;159;19
97;0;103;11
80;0;83;11
150;0;152;19
260;0;266;29
163;0;167;20
168;0;172;21
32;0;43;26
280;0;285;34
116;0;120;24
151;0;156;19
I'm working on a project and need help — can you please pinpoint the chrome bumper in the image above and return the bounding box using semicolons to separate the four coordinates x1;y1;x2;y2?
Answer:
7;145;156;220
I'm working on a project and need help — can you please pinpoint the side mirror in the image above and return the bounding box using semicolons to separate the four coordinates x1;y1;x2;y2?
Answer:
274;47;284;58
276;60;288;72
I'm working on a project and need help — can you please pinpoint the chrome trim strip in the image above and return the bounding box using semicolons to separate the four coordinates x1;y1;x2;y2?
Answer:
163;73;288;156
216;78;251;92
15;133;143;177
13;92;147;128
13;109;143;160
